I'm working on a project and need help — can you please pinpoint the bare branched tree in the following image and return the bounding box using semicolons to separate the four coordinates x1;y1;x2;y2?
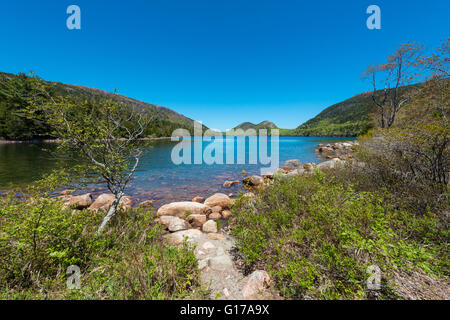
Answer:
417;38;449;122
28;77;151;233
362;42;423;128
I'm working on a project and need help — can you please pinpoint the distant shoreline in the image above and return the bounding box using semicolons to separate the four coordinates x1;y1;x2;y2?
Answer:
0;137;172;144
0;135;357;144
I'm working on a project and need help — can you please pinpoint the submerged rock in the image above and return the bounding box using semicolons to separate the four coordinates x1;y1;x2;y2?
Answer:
192;196;204;203
139;200;154;207
223;180;239;188
60;189;74;196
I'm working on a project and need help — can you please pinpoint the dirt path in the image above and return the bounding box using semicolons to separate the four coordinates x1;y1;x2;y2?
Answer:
164;227;280;300
193;232;246;300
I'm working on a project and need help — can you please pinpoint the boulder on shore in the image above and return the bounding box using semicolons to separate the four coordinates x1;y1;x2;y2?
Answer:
63;193;93;210
209;212;222;220
164;229;203;245
243;175;264;187
342;142;353;148
88;193;131;212
202;220;218;233
281;159;301;171
90;193;116;210
221;210;232;219
186;214;207;227
317;160;338;170
204;193;233;208
242;270;272;299
159;216;189;232
262;172;274;179
157;201;211;218
287;169;305;176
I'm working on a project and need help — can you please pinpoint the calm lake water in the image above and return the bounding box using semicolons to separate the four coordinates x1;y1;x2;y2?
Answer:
0;136;354;207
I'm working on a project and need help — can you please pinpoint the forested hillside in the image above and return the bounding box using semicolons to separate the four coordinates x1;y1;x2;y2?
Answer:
0;72;200;140
288;83;425;137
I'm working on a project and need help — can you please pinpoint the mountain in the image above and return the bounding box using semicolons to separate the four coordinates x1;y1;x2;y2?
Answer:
286;82;427;137
288;92;375;137
0;72;201;140
233;120;278;131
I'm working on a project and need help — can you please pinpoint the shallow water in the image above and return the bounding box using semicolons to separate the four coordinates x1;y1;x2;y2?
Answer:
0;136;354;207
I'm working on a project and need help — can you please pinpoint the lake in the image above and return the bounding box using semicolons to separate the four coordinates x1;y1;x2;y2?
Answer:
0;136;354;207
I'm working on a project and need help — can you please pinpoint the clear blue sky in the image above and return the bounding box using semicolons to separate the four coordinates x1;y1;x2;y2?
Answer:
1;0;449;131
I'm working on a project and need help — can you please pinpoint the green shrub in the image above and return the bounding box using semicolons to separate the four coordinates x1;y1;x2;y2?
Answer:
353;120;448;216
230;174;447;299
0;193;100;291
0;193;204;300
73;209;204;300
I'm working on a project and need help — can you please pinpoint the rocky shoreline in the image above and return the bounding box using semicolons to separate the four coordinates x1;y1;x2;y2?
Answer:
59;189;274;299
0;139;358;299
315;140;358;160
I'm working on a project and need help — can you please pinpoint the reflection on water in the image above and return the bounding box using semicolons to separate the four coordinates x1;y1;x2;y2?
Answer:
0;137;354;207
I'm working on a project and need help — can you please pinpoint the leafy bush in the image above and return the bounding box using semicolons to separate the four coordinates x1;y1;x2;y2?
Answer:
355;118;448;215
73;209;204;300
0;193;203;300
0;194;100;292
230;173;448;299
